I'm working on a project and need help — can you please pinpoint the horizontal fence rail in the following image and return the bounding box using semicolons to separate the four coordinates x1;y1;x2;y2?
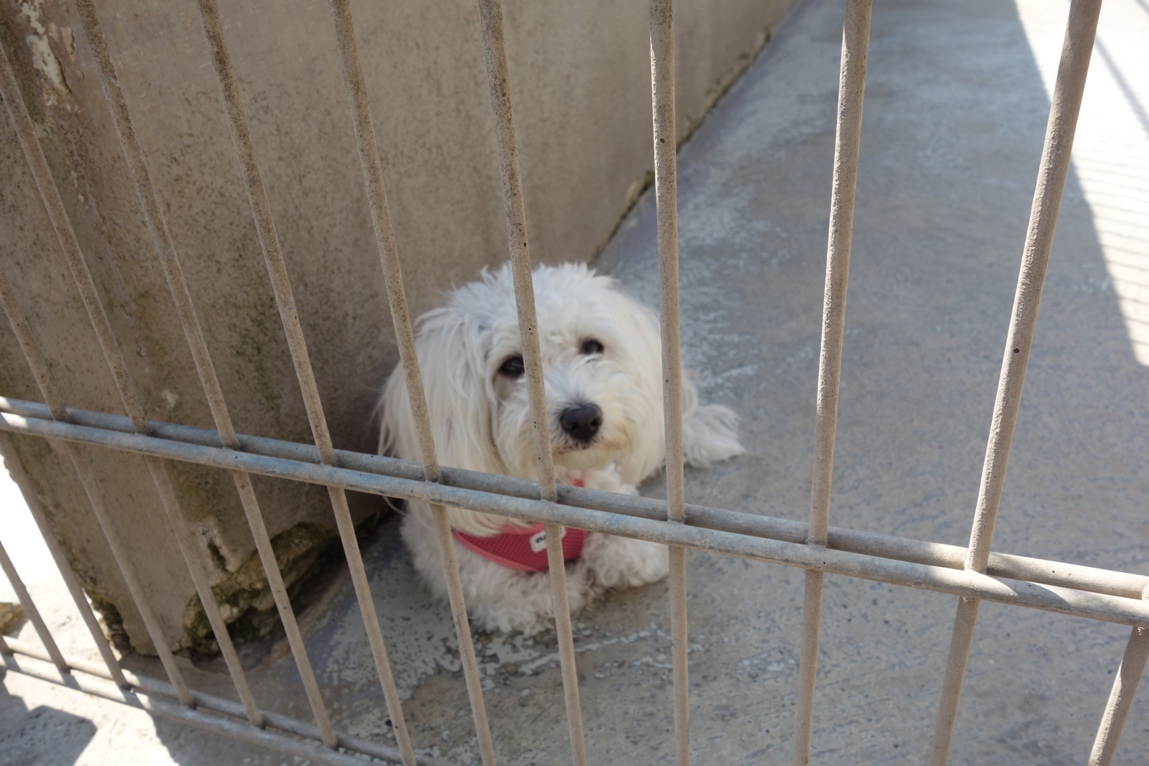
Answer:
3;402;1148;629
1;638;449;766
1;397;1143;602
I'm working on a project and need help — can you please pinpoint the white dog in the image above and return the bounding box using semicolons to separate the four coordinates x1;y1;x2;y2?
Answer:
379;263;743;634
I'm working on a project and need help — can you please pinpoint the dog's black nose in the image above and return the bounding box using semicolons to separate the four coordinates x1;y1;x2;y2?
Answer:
559;404;602;443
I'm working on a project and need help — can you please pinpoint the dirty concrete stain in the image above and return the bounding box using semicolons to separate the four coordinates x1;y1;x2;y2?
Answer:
182;521;337;652
18;0;70;102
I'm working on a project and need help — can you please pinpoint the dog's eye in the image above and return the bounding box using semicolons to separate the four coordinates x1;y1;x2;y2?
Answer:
581;339;604;355
498;356;525;378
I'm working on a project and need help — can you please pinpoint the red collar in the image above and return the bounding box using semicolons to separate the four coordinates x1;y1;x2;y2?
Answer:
452;477;587;572
454;524;587;572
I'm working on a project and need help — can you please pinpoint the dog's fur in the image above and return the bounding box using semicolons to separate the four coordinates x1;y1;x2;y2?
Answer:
379;263;743;633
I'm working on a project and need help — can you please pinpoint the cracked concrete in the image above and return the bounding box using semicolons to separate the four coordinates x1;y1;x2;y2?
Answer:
4;0;1149;763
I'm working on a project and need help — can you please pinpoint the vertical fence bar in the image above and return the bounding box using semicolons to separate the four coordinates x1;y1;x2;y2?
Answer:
474;0;558;503
0;434;128;688
962;0;1102;578
0;44;142;433
426;505;498;766
326;1;496;763
0;326;159;700
928;595;980;765
1089;625;1149;765
47;450;194;704
0;233;190;703
192;0;426;755
9;10;264;725
927;1;1102;763
647;0;692;762
1;452;190;700
0;43;195;706
794;1;872;763
72;0;346;747
541;520;588;766
138;454;264;718
325;1;436;483
474;1;588;764
0;539;68;675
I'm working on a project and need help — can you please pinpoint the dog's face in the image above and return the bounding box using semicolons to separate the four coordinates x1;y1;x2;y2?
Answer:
484;266;661;480
381;263;666;488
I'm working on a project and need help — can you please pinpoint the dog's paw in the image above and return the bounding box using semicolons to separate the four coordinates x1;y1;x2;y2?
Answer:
467;561;600;636
683;403;745;467
581;534;670;589
583;463;640;496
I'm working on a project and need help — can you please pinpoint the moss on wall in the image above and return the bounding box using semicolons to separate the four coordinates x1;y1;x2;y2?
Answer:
182;521;338;654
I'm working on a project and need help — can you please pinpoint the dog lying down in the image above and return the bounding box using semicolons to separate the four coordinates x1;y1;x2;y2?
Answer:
379;263;743;634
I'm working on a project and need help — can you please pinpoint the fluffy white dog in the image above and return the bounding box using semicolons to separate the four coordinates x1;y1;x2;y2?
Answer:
379;263;743;634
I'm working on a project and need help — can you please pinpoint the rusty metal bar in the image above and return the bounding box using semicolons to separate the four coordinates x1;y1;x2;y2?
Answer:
18;1;276;727
141;453;264;711
5;397;1148;605
0;340;192;702
648;0;692;761
327;0;438;482
963;1;1101;576
5;637;450;766
192;0;426;753
0;45;194;700
795;1;872;762
0;539;68;674
795;569;824;765
6;410;1149;630
52;443;195;705
426;501;499;762
1;642;448;766
229;471;339;744
474;0;590;763
929;596;981;764
0;434;128;688
327;0;499;761
1089;625;1149;765
71;0;346;746
928;1;1103;763
544;520;589;766
476;0;558;503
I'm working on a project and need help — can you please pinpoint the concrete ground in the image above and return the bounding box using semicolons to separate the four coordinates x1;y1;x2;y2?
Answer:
3;0;1149;763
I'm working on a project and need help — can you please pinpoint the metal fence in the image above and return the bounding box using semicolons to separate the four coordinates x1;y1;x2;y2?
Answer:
0;0;1145;764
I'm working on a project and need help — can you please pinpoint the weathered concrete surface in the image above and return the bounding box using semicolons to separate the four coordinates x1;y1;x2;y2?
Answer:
0;0;796;652
3;0;1149;763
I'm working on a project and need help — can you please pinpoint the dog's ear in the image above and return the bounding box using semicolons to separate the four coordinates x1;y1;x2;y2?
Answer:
379;307;502;474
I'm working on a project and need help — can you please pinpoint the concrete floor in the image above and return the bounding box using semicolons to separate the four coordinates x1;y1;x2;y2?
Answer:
3;0;1149;763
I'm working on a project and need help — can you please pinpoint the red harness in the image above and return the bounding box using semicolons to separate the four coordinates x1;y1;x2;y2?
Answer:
452;478;588;572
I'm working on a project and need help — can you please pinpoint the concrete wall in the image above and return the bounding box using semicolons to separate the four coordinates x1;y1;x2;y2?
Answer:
0;0;796;653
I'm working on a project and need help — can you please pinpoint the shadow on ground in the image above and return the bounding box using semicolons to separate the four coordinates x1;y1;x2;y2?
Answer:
0;677;96;766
